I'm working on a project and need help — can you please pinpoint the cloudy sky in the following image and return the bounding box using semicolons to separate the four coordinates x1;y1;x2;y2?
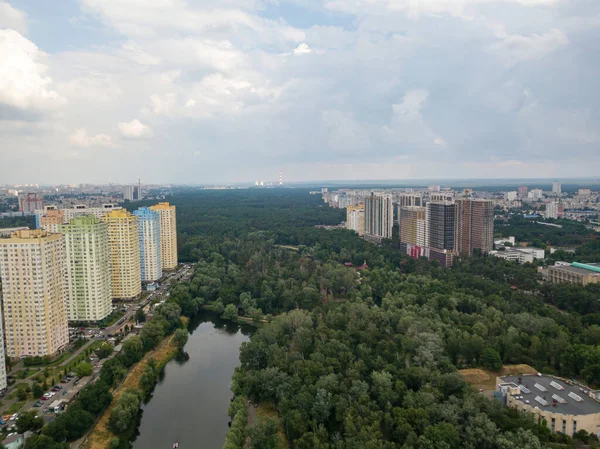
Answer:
1;0;598;184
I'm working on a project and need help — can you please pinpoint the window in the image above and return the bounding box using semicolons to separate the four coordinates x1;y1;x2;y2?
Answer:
573;421;577;434
562;420;566;434
551;418;555;433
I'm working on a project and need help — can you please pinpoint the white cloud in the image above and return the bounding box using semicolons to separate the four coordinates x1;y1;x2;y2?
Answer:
490;28;568;63
0;1;28;35
69;128;113;147
185;99;196;108
0;29;66;112
293;43;312;55
392;90;429;117
118;41;161;65
149;93;177;115
118;119;152;138
433;137;447;146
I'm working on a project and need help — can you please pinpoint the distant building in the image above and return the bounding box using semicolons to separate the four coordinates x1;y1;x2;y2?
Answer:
426;201;455;251
38;209;64;233
552;182;562;194
100;210;142;300
123;185;142;202
546;201;564;220
428;185;441;192
60;216;112;322
545;262;600;286
0;227;28;238
497;374;600;437
518;186;528;198
36;204;122;229
491;248;544;264
399;206;426;247
578;188;592;196
364;193;393;240
346;204;365;236
134;208;162;281
18;193;44;213
150;202;178;270
394;193;423;208
528;189;543;200
505;191;518;201
429;192;454;202
454;199;494;256
0;230;69;358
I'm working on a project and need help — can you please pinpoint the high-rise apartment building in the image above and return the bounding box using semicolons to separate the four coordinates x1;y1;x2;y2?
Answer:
38;209;64;233
399;206;426;247
426;202;455;251
123;185;142;202
346;204;365;236
454;199;494;256
528;189;543;200
546;201;564;220
60;216;112;322
36;204;122;230
518;186;528;198
505;191;518;201
18;193;44;213
552;182;562;195
101;210;141;300
395;194;423;208
0;230;69;358
150;202;178;270
134;208;162;281
364;193;394;240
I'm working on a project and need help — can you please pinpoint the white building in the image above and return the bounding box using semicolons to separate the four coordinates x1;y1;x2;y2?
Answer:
546;201;563;219
505;191;518;201
346;205;365;236
552;182;562;194
491;247;545;264
365;193;394;240
528;189;544;200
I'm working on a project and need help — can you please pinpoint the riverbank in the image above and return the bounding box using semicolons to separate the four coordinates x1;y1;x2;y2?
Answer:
80;328;181;449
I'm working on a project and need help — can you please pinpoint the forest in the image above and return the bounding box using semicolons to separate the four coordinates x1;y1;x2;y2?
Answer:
148;189;600;449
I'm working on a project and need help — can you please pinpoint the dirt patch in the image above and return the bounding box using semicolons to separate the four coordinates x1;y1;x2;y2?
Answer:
460;364;538;392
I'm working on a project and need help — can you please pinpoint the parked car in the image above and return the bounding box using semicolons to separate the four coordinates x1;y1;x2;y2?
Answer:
0;419;5;425
32;401;42;408
52;385;62;391
60;378;70;383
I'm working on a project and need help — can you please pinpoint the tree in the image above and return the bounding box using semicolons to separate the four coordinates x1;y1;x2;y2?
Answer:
17;388;28;401
155;302;182;331
121;336;144;367
17;411;44;434
135;308;147;323
481;347;503;371
75;361;93;378
100;357;127;386
139;359;158;395
108;389;142;434
32;383;44;399
174;328;188;350
140;319;166;351
78;380;113;415
248;418;280;449
96;343;113;359
222;304;238;321
108;438;121;449
24;435;69;449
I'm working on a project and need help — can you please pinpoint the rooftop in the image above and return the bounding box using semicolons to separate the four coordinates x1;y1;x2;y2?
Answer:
500;374;600;416
550;265;600;276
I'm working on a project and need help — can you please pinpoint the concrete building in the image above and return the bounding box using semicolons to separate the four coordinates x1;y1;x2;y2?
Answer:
60;216;112;322
364;193;394;241
546;201;564;220
426;201;455;251
0;227;28;238
38;209;64;233
552;182;562;195
346;204;365;236
518;186;528;198
430;193;454;202
134;208;162;281
394;193;423;208
150;202;178;270
18;193;44;213
546;262;600;286
528;188;544;200
497;374;600;437
454;199;494;256
0;230;69;358
123;185;142;202
491;248;538;264
505;191;518;201
101;210;141;300
36;204;122;230
399;206;426;247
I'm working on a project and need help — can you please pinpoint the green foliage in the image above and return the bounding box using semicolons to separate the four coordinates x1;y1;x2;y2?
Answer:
139;358;159;396
222;399;248;449
17;410;44;434
96;342;113;359
32;383;44;399
108;389;143;434
222;304;238;321
74;361;93;377
248;418;280;449
174;328;188;350
481;347;503;371
24;435;69;449
140;318;166;351
121;336;144;367
135;308;147;323
109;438;121;449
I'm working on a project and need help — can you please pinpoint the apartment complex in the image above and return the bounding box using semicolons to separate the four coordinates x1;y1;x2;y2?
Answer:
346;204;365;236
0;230;69;358
497;374;600;437
36;204;122;229
134;208;162;282
38;209;64;233
426;201;455;251
399;206;426;247
545;262;600;286
546;201;564;220
454;199;494;256
101;210;141;300
364;193;394;240
150;202;178;270
59;216;112;322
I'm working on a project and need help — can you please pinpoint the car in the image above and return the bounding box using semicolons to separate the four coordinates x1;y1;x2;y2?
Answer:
0;419;5;425
60;378;69;383
52;385;62;391
9;413;18;421
65;373;75;379
32;401;42;408
74;378;80;386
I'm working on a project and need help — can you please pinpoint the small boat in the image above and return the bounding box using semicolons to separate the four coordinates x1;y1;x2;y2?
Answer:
173;443;179;448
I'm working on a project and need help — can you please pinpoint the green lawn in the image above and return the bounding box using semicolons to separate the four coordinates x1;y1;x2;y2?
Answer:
6;401;25;414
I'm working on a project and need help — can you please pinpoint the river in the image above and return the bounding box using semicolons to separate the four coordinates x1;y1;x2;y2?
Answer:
130;312;253;449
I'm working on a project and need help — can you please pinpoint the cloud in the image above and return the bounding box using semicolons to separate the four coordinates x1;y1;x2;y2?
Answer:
0;29;65;114
0;1;28;34
118;119;152;138
293;43;312;55
490;29;568;63
433;137;447;147
118;41;161;65
69;128;113;147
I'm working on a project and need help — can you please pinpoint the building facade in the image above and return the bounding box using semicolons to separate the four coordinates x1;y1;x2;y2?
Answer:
552;182;562;194
123;185;142;202
150;202;178;270
546;262;600;286
346;204;365;236
454;199;494;256
60;216;112;322
399;206;426;247
394;193;423;208
134;208;162;281
426;201;455;251
18;193;44;213
0;230;69;358
38;209;64;234
364;193;393;240
546;201;564;220
36;204;122;230
101;210;141;300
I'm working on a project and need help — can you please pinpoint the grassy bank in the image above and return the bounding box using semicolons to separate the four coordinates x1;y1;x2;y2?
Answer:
81;331;180;449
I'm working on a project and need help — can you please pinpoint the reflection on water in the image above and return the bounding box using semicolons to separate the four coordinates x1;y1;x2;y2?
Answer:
129;312;252;449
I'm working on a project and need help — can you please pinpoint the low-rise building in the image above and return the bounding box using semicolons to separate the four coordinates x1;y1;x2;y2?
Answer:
546;262;600;286
497;374;600;437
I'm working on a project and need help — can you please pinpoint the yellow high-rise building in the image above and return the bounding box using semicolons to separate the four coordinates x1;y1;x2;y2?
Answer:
0;230;69;358
150;202;178;270
101;210;141;300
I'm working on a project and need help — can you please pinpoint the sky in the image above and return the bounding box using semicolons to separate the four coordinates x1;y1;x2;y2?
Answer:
0;0;599;185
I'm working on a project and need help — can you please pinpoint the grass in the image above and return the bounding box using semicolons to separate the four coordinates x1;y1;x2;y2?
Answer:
81;328;181;449
459;364;538;391
6;401;25;414
254;402;290;449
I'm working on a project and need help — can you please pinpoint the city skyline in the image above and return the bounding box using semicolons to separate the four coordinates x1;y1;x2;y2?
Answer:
2;1;600;184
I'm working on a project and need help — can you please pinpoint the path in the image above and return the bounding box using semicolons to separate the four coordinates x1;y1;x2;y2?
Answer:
60;339;98;367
